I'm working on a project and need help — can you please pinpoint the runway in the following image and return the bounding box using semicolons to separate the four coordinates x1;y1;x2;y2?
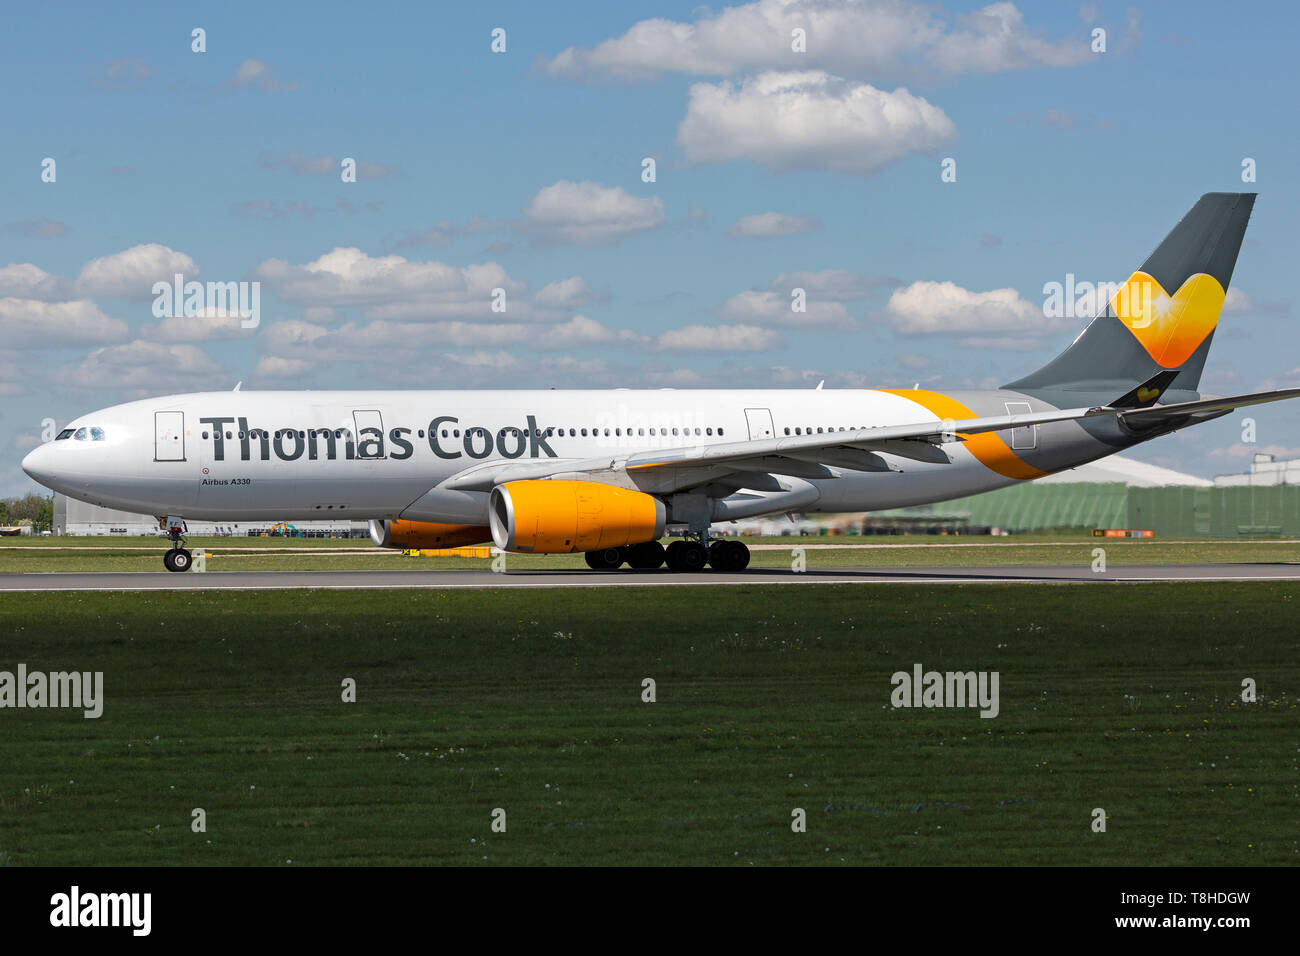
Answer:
2;564;1299;591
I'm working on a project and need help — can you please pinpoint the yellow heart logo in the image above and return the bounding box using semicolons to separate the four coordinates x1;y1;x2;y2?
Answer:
1110;271;1225;368
1136;386;1160;402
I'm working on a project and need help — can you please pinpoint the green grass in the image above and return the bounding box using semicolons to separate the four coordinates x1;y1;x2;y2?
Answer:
0;585;1296;865
2;532;1297;572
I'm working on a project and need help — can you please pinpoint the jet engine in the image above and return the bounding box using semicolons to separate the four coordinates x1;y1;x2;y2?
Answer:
488;480;666;553
369;518;492;549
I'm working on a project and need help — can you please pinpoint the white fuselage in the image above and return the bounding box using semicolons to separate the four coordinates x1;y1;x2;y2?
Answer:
21;388;1096;525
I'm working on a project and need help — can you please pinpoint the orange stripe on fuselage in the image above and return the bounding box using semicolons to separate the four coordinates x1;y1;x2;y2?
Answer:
877;389;1048;481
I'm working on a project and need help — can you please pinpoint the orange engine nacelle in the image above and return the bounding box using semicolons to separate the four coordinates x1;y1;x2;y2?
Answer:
488;480;666;554
369;519;492;549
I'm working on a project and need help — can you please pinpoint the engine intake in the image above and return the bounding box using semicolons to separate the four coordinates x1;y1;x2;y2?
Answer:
489;480;666;553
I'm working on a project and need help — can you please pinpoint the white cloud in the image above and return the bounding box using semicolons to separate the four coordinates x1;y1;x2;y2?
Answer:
884;279;1052;336
0;298;128;347
253;356;314;379
231;59;299;92
540;0;1089;82
770;269;899;300
655;323;781;352
1225;287;1288;315
252;248;542;320
143;312;260;342
531;315;644;350
534;276;605;308
75;243;199;299
929;3;1091;74
521;180;665;246
726;212;822;238
257;315;643;370
0;263;71;300
677;71;956;174
718;289;854;327
54;341;224;390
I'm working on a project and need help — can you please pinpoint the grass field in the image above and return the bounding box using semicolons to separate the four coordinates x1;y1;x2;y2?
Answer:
2;531;1297;572
1;584;1296;865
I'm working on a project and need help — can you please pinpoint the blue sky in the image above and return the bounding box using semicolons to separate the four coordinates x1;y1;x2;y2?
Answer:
2;0;1298;493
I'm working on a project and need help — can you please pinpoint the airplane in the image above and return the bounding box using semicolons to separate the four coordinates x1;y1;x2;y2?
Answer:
21;192;1300;573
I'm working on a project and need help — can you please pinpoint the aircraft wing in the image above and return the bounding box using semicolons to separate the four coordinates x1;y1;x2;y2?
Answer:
440;404;1115;494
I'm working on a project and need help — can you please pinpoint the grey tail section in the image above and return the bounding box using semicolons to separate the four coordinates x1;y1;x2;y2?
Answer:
1004;192;1256;407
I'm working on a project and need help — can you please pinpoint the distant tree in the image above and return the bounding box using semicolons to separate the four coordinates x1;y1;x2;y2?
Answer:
6;493;53;530
34;496;53;533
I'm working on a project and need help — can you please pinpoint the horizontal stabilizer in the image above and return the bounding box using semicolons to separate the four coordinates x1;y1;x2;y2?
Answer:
1118;387;1300;425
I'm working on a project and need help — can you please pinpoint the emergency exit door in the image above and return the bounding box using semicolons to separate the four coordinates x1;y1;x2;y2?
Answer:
1004;401;1036;450
744;408;775;440
154;411;185;461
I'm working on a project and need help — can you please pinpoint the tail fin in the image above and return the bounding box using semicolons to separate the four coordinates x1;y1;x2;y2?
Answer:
1005;192;1255;402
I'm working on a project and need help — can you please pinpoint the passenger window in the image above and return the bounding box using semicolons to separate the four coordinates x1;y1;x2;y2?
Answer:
202;432;209;440
718;428;724;436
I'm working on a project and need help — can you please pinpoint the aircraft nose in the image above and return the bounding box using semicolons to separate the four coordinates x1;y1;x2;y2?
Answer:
21;443;56;487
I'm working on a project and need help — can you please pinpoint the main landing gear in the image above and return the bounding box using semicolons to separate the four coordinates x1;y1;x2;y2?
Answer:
582;535;750;573
160;516;192;572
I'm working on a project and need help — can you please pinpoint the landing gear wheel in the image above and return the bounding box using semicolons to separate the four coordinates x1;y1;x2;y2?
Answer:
626;540;666;570
665;540;708;572
584;547;624;570
708;539;751;572
164;548;192;573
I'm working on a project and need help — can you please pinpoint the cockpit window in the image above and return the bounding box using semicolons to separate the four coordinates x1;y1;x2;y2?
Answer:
56;428;75;440
90;427;105;441
74;427;87;440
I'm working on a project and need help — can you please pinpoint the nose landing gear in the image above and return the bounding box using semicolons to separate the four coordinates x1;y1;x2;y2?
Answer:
160;515;192;572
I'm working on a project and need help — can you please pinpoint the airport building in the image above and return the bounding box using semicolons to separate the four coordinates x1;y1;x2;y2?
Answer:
52;494;368;538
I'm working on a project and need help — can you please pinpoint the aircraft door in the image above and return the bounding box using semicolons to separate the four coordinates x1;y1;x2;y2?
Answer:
154;411;186;461
1004;401;1036;450
744;408;775;441
352;409;386;459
